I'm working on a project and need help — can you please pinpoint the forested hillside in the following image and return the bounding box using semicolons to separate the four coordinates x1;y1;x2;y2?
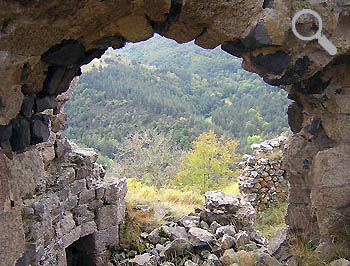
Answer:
64;35;290;164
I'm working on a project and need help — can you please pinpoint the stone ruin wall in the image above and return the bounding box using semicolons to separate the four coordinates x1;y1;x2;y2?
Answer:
239;137;289;211
1;80;127;266
20;146;127;266
1;0;350;264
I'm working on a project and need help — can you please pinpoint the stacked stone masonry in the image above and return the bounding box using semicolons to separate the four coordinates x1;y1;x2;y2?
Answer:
20;147;127;266
0;80;127;266
238;137;289;211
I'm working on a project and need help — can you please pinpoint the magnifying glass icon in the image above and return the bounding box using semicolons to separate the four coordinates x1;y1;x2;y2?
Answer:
292;9;337;56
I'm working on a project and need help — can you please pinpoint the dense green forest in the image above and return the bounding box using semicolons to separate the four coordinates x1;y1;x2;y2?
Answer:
64;35;290;165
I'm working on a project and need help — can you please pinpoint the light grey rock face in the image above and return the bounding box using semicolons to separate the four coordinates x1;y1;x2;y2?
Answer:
250;230;269;247
221;235;235;250
235;231;250;249
155;244;165;253
204;254;221;266
56;212;75;236
95;205;119;230
178;215;200;229
204;191;241;213
216;225;236;238
200;191;243;226
8;149;45;200
148;228;161;245
210;221;221;234
184;260;199;266
188;227;214;248
161;225;188;241
201;192;256;231
311;145;350;244
267;227;288;261
255;253;282;266
129;253;156;266
220;250;252;266
235;202;256;230
163;239;194;257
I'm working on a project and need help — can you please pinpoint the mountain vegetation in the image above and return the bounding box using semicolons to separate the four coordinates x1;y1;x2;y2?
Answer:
64;34;290;167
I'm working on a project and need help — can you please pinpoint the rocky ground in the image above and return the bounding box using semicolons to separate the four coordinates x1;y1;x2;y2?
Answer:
111;188;350;266
111;191;283;266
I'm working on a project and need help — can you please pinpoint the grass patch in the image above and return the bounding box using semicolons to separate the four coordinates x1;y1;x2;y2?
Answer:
119;204;161;251
126;178;204;219
122;178;241;251
122;178;206;250
256;149;282;161
290;225;350;266
220;181;240;195
289;236;327;266
255;201;350;265
256;200;288;240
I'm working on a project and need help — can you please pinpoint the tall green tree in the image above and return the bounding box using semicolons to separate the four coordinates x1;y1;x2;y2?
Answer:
176;131;240;193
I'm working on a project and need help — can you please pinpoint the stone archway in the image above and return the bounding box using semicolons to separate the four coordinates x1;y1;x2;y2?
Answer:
1;0;350;265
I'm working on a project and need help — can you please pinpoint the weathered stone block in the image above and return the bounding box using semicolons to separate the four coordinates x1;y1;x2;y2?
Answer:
92;225;119;252
10;117;31;152
79;189;95;204
51;113;67;133
35;96;58;113
103;178;127;204
81;221;97;237
96;205;118;230
20;96;35;117
0;124;12;142
56;212;75;237
62;225;82;248
32;193;60;221
75;166;90;180
30;115;50;145
0;208;25;266
96;187;105;200
72;205;95;225
88;199;103;211
56;167;76;188
54;136;72;159
188;227;214;248
30;220;53;241
70;179;86;195
64;196;78;211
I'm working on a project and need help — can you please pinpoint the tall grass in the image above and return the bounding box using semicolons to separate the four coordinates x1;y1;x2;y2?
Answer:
256;200;288;240
126;178;240;219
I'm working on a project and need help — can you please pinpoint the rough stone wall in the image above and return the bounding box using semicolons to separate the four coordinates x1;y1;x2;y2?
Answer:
284;61;350;250
0;0;350;264
0;79;127;266
238;137;288;211
20;146;127;266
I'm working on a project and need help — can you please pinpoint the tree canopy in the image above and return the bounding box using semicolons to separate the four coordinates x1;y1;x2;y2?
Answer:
64;34;290;163
176;131;240;193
